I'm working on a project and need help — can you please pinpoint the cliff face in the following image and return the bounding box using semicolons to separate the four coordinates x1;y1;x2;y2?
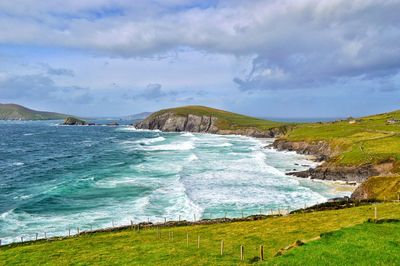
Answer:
135;112;286;137
272;140;334;161
273;139;395;195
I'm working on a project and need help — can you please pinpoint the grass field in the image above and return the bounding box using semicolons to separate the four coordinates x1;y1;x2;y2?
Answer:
283;110;400;167
148;105;285;131
274;220;400;265
1;203;400;265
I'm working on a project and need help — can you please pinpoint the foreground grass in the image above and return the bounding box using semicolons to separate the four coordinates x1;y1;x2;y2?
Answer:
149;105;285;131
275;220;400;265
1;203;400;265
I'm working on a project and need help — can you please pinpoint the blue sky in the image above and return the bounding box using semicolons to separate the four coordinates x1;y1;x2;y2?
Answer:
0;0;399;118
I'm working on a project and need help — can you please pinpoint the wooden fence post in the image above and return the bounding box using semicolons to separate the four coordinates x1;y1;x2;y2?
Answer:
164;217;167;224
21;236;23;243
260;245;264;261
197;235;200;248
186;233;189;246
77;227;80;234
240;245;244;261
374;206;377;221
220;240;224;255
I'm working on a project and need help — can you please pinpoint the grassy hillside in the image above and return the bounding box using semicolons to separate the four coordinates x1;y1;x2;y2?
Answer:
282;110;400;167
275;220;400;265
0;103;68;120
149;105;285;131
1;203;400;265
354;175;400;201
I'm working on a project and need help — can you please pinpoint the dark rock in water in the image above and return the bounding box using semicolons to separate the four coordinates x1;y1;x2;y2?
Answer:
106;121;119;126
63;117;87;125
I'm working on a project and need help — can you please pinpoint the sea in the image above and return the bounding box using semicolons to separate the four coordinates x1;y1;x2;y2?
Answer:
0;120;351;244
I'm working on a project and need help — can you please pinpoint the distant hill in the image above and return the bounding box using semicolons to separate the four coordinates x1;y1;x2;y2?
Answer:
122;112;153;120
0;103;69;120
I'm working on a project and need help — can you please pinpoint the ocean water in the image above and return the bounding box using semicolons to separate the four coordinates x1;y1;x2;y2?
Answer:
0;121;351;244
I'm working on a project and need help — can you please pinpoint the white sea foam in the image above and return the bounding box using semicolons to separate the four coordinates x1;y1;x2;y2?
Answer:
12;162;24;166
134;136;166;145
142;141;195;151
187;154;199;162
181;132;194;137
214;142;233;147
117;127;161;133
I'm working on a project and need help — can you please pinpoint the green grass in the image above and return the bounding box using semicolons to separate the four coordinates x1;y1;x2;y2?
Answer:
0;103;68;120
274;221;400;265
148;105;285;131
1;203;400;265
282;110;400;167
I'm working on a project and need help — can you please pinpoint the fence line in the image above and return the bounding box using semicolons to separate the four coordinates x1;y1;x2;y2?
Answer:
2;200;398;246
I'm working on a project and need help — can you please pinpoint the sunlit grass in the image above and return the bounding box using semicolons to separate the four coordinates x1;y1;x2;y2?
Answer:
1;203;400;265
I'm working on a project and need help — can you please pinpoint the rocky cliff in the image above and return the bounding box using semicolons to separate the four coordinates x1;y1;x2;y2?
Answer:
273;139;395;194
135;112;287;138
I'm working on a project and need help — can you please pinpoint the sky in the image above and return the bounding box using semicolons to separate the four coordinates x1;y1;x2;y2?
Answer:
0;0;399;118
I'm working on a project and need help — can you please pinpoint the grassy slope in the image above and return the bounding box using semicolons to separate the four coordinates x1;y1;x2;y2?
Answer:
148;105;285;131
1;203;400;265
274;220;400;265
282;110;400;167
282;110;400;200
355;176;400;201
0;103;68;120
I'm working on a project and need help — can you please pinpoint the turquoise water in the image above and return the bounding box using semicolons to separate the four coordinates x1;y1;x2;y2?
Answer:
0;121;350;244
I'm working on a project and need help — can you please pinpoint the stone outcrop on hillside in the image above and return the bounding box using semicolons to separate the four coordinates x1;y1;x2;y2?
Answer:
272;140;335;161
134;112;287;138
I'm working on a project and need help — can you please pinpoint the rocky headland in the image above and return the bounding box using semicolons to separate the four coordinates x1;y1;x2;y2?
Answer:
135;111;288;138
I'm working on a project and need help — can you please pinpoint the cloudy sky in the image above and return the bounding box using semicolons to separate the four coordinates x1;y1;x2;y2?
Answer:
0;0;399;118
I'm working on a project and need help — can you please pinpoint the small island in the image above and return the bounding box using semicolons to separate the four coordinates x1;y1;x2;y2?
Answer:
63;117;88;126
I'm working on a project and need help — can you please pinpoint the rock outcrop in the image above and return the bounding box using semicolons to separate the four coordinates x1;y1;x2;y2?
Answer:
63;117;87;125
276;138;396;184
135;112;287;138
272;140;335;161
288;164;383;183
